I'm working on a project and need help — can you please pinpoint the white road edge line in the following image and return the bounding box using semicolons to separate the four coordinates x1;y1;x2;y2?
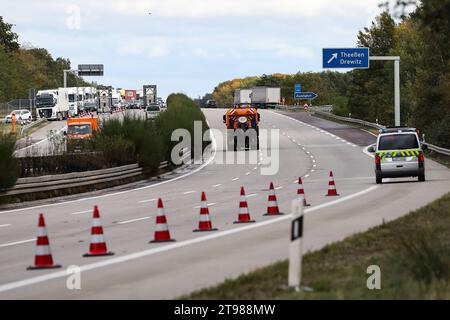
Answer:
0;184;378;293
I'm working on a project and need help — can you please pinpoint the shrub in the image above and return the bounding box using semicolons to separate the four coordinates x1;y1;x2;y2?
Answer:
424;113;450;148
0;132;18;188
93;93;210;172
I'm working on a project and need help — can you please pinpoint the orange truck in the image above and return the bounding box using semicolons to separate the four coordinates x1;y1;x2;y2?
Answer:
66;117;99;152
223;105;260;151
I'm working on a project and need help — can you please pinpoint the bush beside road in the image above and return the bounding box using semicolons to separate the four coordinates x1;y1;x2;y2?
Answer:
185;191;450;300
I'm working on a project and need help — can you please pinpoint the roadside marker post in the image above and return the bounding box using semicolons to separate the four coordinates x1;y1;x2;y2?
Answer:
288;199;303;291
286;199;313;292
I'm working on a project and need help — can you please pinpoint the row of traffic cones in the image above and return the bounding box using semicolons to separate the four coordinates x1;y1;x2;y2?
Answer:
27;171;340;269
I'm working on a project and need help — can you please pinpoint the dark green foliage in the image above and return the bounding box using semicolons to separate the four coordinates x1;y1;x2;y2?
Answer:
0;16;90;102
93;94;209;172
0;132;17;188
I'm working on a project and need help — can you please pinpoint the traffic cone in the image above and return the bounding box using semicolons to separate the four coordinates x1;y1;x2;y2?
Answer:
83;206;114;257
194;192;218;232
263;182;283;216
150;198;176;242
27;213;61;270
297;177;311;206
326;171;340;196
234;186;256;223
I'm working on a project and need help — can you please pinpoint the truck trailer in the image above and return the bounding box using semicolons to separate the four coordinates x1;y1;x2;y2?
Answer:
251;87;281;109
233;89;252;106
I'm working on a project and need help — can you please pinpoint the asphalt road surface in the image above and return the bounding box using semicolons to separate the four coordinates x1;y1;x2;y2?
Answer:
1;109;449;299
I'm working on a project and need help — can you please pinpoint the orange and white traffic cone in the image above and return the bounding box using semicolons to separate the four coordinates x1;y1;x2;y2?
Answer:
27;213;61;270
326;171;340;196
263;182;283;216
150;198;176;242
297;177;311;206
83;206;114;257
194;192;218;232
234;186;256;223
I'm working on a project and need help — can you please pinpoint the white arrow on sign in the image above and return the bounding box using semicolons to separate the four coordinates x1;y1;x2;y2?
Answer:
327;53;338;64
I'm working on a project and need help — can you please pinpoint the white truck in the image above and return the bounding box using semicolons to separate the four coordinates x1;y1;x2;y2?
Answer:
251;87;281;109
233;89;252;106
36;88;70;120
66;87;78;117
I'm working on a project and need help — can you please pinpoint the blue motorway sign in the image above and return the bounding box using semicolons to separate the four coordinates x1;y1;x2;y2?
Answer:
294;92;317;100
294;83;302;93
322;48;369;69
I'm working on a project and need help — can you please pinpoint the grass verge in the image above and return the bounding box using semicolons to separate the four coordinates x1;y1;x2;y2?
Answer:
184;192;450;299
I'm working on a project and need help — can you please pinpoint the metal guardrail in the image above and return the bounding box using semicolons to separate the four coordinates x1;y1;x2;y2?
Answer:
425;143;450;156
0;163;143;197
20;118;47;136
310;108;385;130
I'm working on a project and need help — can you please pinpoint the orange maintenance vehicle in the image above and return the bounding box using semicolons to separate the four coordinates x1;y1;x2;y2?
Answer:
223;104;260;151
66;117;99;152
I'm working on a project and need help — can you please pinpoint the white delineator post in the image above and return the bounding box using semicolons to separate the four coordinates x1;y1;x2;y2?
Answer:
369;56;401;126
288;199;304;290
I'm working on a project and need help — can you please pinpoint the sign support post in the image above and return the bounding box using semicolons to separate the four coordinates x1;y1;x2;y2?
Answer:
369;56;401;126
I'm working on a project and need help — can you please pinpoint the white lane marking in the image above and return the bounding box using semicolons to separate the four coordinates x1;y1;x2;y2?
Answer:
304;174;310;178
116;217;151;225
361;128;378;137
138;199;157;203
275;186;283;190
247;193;257;198
71;210;91;215
182;190;196;195
212;184;222;188
245;172;251;175
0;184;378;293
2;127;218;215
0;238;35;248
194;202;217;209
232;178;239;181
313;164;317;168
0;224;11;228
253;167;258;170
363;145;376;158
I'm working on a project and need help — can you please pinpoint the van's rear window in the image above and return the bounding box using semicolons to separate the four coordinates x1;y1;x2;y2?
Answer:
379;134;419;150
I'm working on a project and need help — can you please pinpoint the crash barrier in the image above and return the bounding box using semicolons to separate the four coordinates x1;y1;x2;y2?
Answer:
309;107;450;157
423;143;450;157
20;118;47;136
309;107;385;130
26;173;341;270
0;163;143;197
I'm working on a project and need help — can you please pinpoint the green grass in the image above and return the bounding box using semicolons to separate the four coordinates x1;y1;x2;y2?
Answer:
184;192;450;299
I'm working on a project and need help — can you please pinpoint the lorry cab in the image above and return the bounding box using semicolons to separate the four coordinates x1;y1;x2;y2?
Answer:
66;117;99;152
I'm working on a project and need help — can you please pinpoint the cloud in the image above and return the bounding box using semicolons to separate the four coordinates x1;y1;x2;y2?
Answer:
111;0;376;19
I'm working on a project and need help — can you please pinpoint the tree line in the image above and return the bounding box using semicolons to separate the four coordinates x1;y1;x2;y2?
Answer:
0;16;90;103
205;0;449;147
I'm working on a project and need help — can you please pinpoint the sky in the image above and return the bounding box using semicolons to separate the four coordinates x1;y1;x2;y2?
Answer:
2;0;409;99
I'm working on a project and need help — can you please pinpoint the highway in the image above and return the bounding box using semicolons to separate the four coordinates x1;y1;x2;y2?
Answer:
1;108;450;299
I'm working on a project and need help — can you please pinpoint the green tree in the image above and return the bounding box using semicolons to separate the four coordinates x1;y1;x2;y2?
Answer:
347;11;397;124
0;16;19;52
